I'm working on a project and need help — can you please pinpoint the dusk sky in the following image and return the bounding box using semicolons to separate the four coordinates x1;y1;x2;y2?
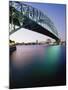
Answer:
10;2;66;43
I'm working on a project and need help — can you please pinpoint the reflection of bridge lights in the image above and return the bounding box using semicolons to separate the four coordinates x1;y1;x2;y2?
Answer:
42;45;61;75
46;45;61;63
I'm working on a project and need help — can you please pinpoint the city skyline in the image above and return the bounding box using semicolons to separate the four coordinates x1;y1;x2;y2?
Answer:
10;2;66;43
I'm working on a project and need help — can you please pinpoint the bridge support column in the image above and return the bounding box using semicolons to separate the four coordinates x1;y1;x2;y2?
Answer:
56;39;60;45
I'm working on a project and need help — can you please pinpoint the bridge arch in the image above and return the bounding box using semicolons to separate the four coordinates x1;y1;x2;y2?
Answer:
9;1;60;42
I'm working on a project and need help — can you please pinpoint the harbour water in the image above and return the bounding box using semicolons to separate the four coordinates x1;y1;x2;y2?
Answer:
10;45;66;88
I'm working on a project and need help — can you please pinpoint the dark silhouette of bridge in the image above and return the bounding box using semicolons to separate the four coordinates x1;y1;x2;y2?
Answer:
9;1;60;42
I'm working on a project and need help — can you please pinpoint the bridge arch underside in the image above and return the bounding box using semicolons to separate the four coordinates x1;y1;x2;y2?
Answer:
10;16;59;41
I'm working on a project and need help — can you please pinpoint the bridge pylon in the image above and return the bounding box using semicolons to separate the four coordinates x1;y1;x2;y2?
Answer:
56;39;60;45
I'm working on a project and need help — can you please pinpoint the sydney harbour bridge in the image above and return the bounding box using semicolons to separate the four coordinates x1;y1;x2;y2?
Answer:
9;1;60;43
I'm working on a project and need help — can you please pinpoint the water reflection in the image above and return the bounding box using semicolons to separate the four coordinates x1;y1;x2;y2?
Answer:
10;45;66;88
10;45;45;68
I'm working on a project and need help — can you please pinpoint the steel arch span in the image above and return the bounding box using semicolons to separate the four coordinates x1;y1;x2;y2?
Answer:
9;1;60;41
